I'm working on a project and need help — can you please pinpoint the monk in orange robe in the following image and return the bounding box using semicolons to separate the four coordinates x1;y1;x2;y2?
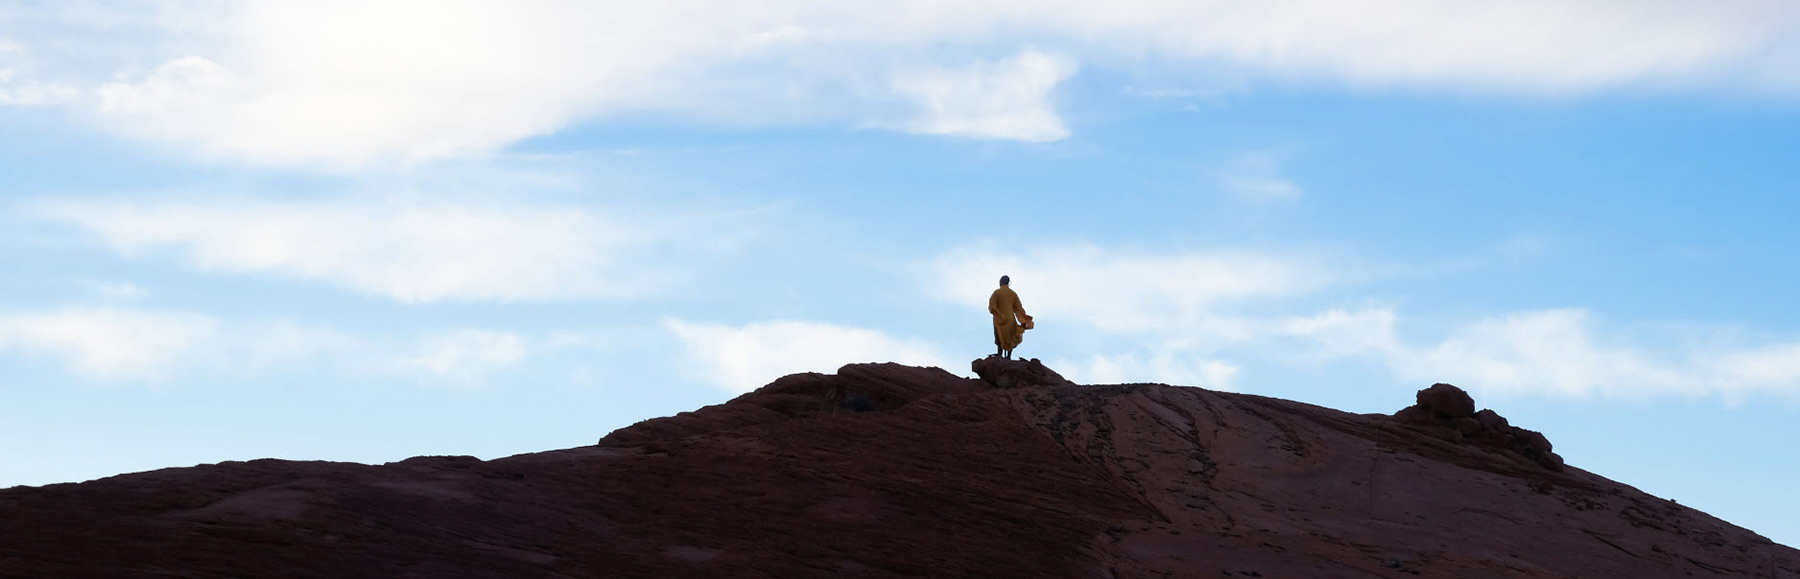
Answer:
988;275;1032;359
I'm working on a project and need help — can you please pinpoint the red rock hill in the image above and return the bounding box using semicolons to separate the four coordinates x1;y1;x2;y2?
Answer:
2;359;1794;578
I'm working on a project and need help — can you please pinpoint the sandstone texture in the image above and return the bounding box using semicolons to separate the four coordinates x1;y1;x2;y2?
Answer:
2;358;1794;578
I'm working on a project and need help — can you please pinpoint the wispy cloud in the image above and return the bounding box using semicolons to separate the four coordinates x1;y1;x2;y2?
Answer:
666;318;955;393
33;196;734;303
0;67;78;106
1712;342;1800;388
1055;351;1240;390
925;243;1339;336
1393;309;1675;398
83;281;148;302
888;49;1076;142
1287;307;1800;400
0;308;217;380
928;241;1800;400
0;306;546;386
1215;151;1302;202
398;329;527;385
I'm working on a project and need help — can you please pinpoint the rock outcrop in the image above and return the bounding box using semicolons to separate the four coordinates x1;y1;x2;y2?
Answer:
970;355;1076;389
1394;382;1565;471
602;363;988;445
1;362;1793;578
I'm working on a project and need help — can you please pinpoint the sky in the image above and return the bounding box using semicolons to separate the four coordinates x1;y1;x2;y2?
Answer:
4;0;1800;546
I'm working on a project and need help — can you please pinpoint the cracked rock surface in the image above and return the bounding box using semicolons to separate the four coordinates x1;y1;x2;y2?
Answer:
2;362;1793;578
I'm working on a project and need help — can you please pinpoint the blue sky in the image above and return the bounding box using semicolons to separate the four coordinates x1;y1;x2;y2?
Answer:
4;1;1800;546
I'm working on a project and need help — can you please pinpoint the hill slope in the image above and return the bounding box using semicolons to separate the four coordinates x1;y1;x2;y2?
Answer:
2;359;1794;578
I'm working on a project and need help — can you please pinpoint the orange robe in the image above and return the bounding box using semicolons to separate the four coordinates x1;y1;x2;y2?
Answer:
988;286;1032;350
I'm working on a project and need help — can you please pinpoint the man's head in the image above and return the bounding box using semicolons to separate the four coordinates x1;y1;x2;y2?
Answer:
1000;275;1010;286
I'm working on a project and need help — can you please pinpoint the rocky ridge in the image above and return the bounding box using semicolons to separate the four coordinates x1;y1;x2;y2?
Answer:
1;358;1794;578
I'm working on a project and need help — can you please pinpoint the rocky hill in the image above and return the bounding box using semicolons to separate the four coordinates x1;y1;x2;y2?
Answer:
1;359;1794;578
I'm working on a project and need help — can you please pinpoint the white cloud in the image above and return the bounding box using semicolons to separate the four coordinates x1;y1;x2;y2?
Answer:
666;318;954;393
0;305;546;385
213;324;529;386
398;329;526;384
7;1;1800;164
924;243;1800;399
922;237;1800;400
35;197;683;303
1282;307;1403;359
919;238;1800;400
1712;343;1800;386
1057;351;1240;390
0;70;78;106
96;55;234;116
0;308;217;379
1285;307;1800;400
64;1;922;166
889;49;1076;142
1086;1;1793;91
926;243;1336;335
1390;309;1689;398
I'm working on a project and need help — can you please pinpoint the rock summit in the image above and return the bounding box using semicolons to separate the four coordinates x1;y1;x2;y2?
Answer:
2;361;1792;578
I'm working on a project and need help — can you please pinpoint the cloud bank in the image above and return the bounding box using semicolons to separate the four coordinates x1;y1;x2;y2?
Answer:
6;1;1800;164
34;197;701;303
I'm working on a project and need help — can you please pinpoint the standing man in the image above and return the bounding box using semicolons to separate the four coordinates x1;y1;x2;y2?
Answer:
989;275;1033;359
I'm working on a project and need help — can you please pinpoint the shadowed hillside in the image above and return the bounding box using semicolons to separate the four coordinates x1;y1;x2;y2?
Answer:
2;359;1793;578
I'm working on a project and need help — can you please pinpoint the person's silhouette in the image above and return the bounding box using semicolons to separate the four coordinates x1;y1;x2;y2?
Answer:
988;275;1032;359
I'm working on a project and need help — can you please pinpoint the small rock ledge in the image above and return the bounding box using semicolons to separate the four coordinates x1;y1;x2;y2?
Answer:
970;356;1076;390
1393;383;1565;472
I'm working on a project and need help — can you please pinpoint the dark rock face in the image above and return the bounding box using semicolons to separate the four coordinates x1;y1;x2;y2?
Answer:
970;355;1076;389
1394;382;1565;472
1408;382;1477;420
2;364;1794;578
602;362;989;445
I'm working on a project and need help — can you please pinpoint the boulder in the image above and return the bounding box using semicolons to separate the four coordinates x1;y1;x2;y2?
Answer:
1394;382;1565;472
971;356;1076;389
